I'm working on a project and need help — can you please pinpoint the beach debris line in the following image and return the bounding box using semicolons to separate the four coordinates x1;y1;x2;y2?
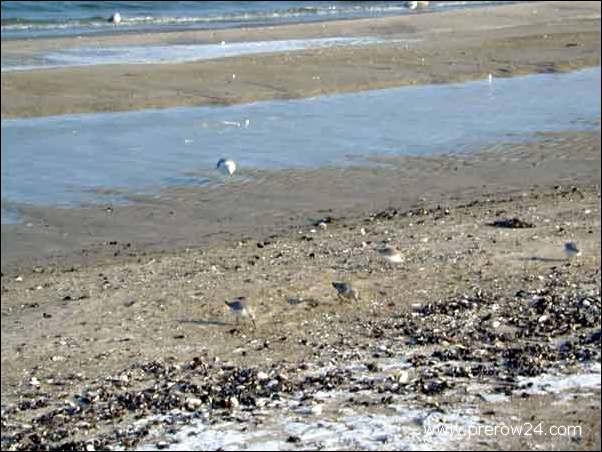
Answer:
487;217;535;229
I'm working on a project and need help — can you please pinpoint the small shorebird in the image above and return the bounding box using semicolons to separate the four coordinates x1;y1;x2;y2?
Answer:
224;297;256;328
564;241;582;259
378;245;403;264
108;12;121;25
217;158;237;176
332;282;359;302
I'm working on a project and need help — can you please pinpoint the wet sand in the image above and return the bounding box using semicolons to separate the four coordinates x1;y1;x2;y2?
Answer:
1;1;600;118
1;131;600;450
2;130;600;272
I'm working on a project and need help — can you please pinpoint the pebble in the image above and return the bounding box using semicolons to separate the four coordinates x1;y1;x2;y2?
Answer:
398;370;410;384
310;404;323;415
186;397;203;410
257;371;269;381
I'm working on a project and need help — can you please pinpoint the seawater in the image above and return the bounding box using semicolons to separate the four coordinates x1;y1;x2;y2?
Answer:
1;1;521;40
1;67;600;223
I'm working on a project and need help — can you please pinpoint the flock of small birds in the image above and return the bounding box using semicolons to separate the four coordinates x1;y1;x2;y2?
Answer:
214;156;584;329
93;19;581;330
217;174;584;328
221;200;410;327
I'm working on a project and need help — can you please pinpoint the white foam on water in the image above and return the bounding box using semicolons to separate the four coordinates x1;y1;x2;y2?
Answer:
2;36;410;72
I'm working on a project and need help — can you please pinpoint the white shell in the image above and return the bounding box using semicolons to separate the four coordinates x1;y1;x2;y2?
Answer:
383;253;403;264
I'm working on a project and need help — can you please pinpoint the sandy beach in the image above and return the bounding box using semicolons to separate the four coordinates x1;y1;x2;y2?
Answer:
1;130;600;449
1;1;601;450
1;1;600;118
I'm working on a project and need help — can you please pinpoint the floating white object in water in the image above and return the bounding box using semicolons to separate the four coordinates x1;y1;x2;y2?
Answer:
216;158;237;176
564;241;581;259
244;119;250;128
488;73;493;84
108;12;121;25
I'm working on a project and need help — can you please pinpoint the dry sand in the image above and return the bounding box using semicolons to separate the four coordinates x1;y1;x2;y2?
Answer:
1;1;600;118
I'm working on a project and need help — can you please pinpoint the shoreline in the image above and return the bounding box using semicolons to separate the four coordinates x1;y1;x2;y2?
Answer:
1;1;600;118
2;129;600;274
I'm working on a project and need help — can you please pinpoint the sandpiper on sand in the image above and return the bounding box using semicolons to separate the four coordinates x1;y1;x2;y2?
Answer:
332;282;359;302
564;241;582;259
378;245;403;264
224;297;256;327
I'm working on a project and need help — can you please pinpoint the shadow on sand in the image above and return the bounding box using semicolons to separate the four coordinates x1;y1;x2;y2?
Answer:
178;318;228;327
516;257;568;263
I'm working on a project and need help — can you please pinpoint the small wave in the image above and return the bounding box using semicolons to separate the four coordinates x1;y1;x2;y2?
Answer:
1;2;522;38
